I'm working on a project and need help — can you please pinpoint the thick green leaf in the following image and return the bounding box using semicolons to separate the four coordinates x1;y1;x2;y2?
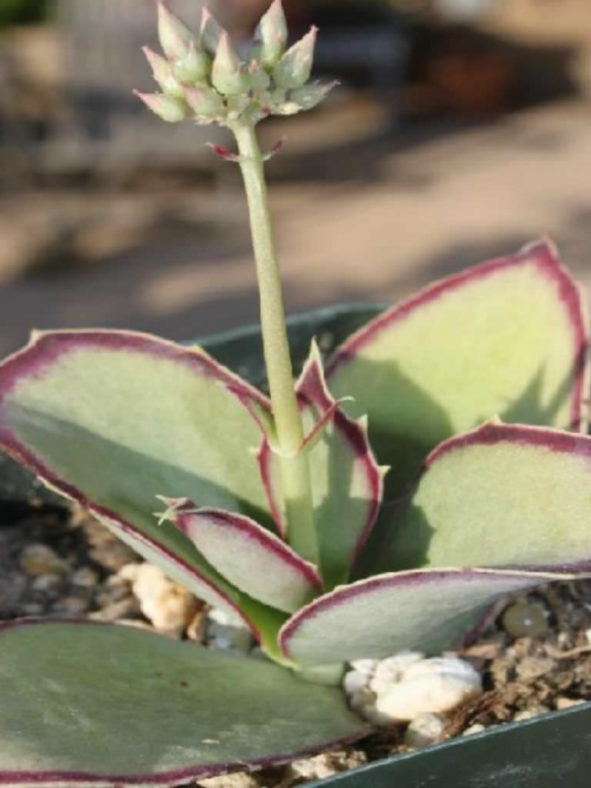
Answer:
280;568;568;664
296;344;386;588
172;504;322;612
327;241;589;495
0;305;384;506
0;620;365;786
390;422;591;573
0;330;282;642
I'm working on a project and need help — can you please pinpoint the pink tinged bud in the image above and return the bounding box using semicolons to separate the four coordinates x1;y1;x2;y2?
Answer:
256;0;288;69
211;33;249;96
134;90;187;123
290;80;337;110
185;86;224;118
172;42;211;84
200;6;224;55
273;26;317;89
157;1;196;61
142;46;184;100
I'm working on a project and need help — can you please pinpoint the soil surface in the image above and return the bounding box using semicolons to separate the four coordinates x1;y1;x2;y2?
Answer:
2;503;591;787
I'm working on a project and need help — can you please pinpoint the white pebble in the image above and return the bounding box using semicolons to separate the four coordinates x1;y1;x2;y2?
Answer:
463;723;486;736
208;606;244;628
404;712;446;748
343;670;369;697
370;652;423;696
349;658;378;676
343;652;482;725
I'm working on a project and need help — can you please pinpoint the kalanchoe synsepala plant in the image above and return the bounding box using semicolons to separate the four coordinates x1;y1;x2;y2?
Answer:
1;2;591;786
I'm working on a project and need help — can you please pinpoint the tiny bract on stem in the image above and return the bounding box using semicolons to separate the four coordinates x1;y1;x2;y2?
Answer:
1;2;591;785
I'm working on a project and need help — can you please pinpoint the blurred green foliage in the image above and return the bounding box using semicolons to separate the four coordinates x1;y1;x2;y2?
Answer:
0;0;48;28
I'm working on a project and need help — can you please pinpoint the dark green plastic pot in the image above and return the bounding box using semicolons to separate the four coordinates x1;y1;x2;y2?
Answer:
308;702;591;787
2;303;591;787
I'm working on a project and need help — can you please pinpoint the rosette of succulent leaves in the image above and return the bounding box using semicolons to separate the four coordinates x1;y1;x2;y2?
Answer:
1;3;591;786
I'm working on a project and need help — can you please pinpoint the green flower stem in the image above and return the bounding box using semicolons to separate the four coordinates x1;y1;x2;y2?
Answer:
231;122;319;566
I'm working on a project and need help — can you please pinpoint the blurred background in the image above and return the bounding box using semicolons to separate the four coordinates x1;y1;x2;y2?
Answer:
0;0;590;355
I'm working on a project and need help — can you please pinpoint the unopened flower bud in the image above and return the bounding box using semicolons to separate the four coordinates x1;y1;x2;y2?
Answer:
185;86;224;118
248;61;271;92
142;47;184;100
200;6;224;55
290;80;336;110
134;91;187;123
256;0;288;69
157;1;196;61
211;33;250;96
273;27;317;89
173;42;211;84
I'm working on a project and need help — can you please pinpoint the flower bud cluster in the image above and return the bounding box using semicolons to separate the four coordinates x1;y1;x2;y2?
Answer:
136;1;335;128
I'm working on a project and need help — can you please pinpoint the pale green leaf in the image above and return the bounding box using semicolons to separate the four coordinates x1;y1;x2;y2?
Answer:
327;241;589;495
280;568;567;664
0;620;365;786
390;422;591;573
0;330;282;643
172;505;322;612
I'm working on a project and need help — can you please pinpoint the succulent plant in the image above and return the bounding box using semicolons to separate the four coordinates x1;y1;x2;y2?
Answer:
1;2;591;786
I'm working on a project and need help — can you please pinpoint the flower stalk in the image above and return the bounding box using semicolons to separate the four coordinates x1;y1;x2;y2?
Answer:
137;0;338;566
231;122;318;564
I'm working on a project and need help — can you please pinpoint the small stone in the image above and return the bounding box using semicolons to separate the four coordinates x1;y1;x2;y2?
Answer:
289;750;366;781
502;600;548;638
374;656;482;723
52;596;89;616
119;563;200;637
89;597;139;622
95;582;131;608
20;544;68;577
516;656;556;681
206;621;254;654
463;723;486;736
370;652;423;696
346;685;375;713
555;696;585;710
70;567;99;588
343;669;369;697
462;641;502;660
513;707;549;722
404;713;446;748
31;573;63;596
89;543;138;572
186;607;207;642
208;606;244;627
198;771;259;787
349;659;378;677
